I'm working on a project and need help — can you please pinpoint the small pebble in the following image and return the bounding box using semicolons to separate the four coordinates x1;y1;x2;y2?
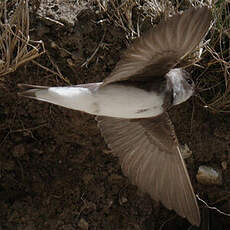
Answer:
78;218;89;230
180;144;192;159
50;41;57;48
119;196;128;205
196;165;223;185
221;161;227;170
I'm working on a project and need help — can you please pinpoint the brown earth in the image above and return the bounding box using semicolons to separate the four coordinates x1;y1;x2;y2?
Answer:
0;1;229;230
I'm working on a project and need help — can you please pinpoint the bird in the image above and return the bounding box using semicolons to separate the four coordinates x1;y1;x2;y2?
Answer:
18;7;212;226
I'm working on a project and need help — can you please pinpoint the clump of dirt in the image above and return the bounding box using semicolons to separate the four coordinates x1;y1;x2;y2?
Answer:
0;1;229;230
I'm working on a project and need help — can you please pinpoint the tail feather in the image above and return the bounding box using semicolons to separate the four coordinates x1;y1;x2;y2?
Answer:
17;83;49;99
17;83;100;113
18;90;38;99
18;83;49;90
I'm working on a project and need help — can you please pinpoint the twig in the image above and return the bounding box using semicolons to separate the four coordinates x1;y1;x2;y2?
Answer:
81;32;106;68
197;195;230;217
43;16;64;26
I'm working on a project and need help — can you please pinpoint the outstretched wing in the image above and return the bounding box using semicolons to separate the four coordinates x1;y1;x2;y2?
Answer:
103;7;211;85
96;113;200;226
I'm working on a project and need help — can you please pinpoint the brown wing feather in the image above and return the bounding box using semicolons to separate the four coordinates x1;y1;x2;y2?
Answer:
96;113;200;226
103;7;212;85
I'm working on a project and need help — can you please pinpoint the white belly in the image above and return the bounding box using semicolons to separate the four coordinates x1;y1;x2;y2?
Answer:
33;83;164;119
94;84;164;118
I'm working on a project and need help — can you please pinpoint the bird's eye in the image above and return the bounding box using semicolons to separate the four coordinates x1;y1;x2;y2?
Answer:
186;78;193;85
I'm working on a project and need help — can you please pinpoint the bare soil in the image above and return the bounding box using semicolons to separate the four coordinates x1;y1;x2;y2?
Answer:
0;1;229;229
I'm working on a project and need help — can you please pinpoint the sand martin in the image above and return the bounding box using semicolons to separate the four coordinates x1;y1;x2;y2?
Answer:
18;7;212;226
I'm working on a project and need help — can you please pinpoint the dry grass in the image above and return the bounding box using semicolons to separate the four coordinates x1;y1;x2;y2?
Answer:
0;0;45;79
196;1;230;113
95;0;177;39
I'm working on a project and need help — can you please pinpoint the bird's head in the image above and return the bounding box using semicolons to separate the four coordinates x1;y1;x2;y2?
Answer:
166;68;195;105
